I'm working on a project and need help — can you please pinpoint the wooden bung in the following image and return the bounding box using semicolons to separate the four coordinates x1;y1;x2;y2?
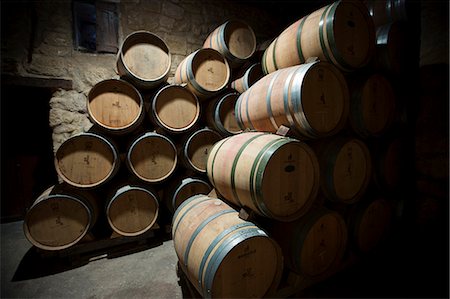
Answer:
206;132;320;221
54;132;120;188
116;31;171;89
235;61;349;139
172;195;283;298
262;1;375;73
87;79;144;134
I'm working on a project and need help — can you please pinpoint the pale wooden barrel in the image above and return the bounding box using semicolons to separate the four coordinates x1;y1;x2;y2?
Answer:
207;132;319;221
374;21;407;74
271;207;347;279
179;127;222;173
106;184;159;236
312;136;372;204
230;63;264;93
55;132;120;188
172;194;283;298
23;184;98;251
236;62;349;139
205;91;242;136
116;31;171;89
164;176;212;213
262;1;375;73
150;84;200;134
87;79;144;134
127;132;177;183
363;0;408;27
349;74;396;138
348;197;393;253
173;48;231;100
203;20;257;68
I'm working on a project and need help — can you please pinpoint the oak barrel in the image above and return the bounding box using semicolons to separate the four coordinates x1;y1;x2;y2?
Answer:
23;184;98;251
179;127;222;174
116;31;171;89
363;0;408;27
164;176;212;213
262;0;375;73
174;48;231;99
373;136;405;192
271;207;347;279
230;63;264;93
374;21;407;74
127;132;177;183
150;84;200;134
203;20;257;68
312;136;372;204
349;73;396;138
205;91;242;136
206;132;319;221
106;184;159;237
172;194;283;298
235;61;349;139
87;79;144;134
55;132;120;188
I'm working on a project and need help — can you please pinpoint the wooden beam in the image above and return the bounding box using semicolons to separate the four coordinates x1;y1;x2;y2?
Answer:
2;74;73;90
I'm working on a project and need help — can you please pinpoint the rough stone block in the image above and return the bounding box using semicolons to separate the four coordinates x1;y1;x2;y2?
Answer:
50;90;87;113
162;2;184;20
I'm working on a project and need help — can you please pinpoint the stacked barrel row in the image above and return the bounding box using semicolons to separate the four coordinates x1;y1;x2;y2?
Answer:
172;1;413;297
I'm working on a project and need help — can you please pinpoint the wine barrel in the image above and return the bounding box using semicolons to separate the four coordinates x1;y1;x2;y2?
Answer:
179;127;222;173
231;63;264;93
235;61;349;139
106;184;159;236
173;48;231;100
23;184;98;251
262;1;375;73
116;31;171;89
164;176;212;213
312;136;372;204
203;20;257;68
87;79;144;134
172;194;283;298
55;132;120;188
150;85;200;134
205;91;242;136
374;21;407;74
373;136;405;192
349;74;396;138
270;207;347;279
348;197;392;253
127;132;177;183
363;0;408;28
207;132;319;221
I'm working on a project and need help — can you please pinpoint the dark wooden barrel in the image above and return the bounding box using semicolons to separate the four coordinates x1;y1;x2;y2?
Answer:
235;61;349;139
116;31;171;89
262;1;375;73
374;21;407;74
205;91;242;136
363;0;409;27
23;184;98;251
87;79;144;134
207;132;320;221
172;194;283;298
106;184;159;236
54;132;120;188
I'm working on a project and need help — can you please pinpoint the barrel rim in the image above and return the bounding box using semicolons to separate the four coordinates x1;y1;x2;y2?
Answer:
170;177;212;212
183;127;222;173
212;92;241;136
220;19;257;61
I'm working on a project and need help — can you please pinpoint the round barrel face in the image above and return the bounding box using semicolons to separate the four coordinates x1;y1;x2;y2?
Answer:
129;135;177;182
332;2;374;68
154;86;199;131
356;199;392;252
218;94;241;134
301;64;347;134
333;140;370;202
300;212;346;277
25;196;90;250
247;63;264;86
56;135;116;187
192;49;229;92
88;80;142;130
211;236;279;298
187;130;222;172
225;22;256;59
122;36;170;80
261;142;318;219
108;188;158;236
174;180;212;211
360;75;395;135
